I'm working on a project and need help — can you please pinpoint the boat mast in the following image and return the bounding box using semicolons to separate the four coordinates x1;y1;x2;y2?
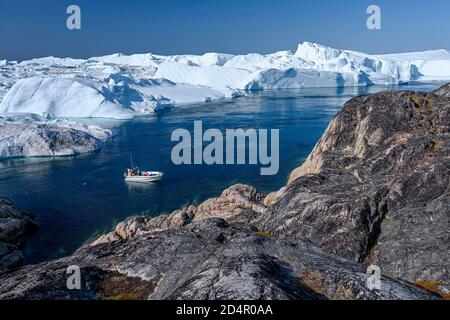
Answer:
130;153;135;169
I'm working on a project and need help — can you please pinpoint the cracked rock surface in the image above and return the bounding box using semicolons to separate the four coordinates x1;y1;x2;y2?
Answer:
260;83;450;295
0;218;437;300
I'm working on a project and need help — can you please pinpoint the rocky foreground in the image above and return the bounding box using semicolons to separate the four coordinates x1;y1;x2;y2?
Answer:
1;84;450;300
0;197;36;273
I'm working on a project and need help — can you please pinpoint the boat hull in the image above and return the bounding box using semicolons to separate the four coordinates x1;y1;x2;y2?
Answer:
125;173;163;183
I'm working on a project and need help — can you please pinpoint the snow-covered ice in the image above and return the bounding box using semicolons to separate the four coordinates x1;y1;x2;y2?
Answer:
0;113;112;158
374;49;450;80
0;78;135;119
0;42;450;119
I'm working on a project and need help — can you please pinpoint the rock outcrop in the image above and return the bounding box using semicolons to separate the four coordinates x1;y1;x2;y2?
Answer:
260;83;450;297
433;82;450;98
1;84;450;300
91;184;266;246
0;197;36;273
0;218;437;300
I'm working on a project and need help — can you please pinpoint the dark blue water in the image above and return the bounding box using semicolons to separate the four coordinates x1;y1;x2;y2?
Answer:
0;83;443;264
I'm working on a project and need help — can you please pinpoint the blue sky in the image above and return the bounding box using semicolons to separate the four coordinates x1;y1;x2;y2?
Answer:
1;0;449;60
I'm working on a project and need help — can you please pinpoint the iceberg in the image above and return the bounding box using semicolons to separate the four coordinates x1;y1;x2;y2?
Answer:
153;61;251;89
0;42;450;119
375;49;450;80
18;56;85;68
245;68;356;90
0;77;134;119
0;113;112;158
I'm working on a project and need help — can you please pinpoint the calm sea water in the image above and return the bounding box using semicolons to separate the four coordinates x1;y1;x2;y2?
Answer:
0;82;443;264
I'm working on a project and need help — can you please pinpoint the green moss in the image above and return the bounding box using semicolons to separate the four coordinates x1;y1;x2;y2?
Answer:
411;93;438;116
410;92;421;105
255;230;276;240
427;140;445;154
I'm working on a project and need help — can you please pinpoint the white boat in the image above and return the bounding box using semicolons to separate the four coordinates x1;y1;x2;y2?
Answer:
124;154;164;183
125;171;164;183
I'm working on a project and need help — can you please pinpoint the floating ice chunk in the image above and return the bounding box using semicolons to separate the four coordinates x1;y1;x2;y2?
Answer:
0;113;112;158
246;68;356;90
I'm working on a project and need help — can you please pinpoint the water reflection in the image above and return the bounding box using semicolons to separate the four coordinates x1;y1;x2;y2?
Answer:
125;181;163;193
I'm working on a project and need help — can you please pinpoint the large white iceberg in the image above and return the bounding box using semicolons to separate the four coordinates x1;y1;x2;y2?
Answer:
0;77;177;119
0;42;449;119
0;78;133;119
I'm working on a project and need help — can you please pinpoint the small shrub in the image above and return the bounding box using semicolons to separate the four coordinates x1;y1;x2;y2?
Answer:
425;99;435;112
255;230;276;240
427;140;445;154
410;92;421;105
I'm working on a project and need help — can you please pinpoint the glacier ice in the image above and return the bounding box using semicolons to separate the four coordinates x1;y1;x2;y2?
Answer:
0;78;133;119
0;42;449;120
